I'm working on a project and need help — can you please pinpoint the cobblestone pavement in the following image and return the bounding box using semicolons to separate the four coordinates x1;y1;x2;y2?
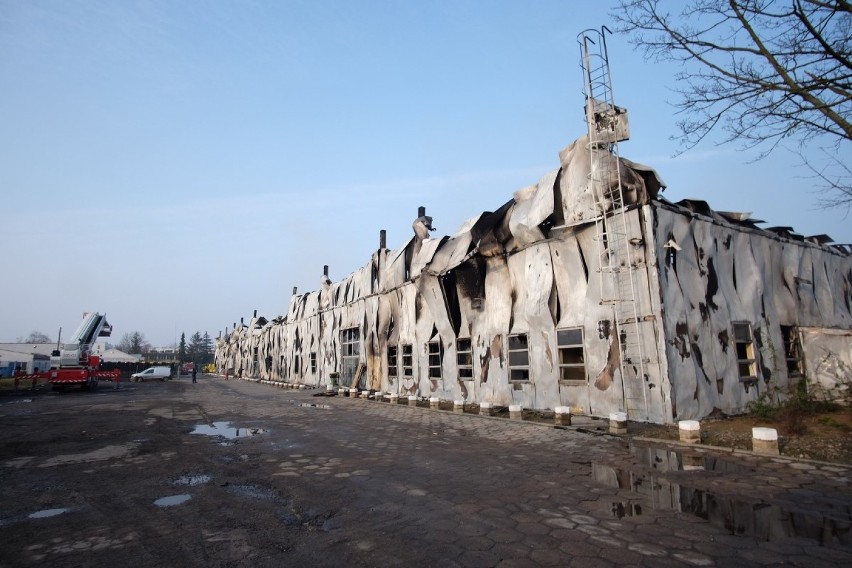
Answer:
1;377;850;567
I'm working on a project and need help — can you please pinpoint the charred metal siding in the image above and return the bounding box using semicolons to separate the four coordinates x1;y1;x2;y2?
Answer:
214;137;851;424
653;203;852;420
215;206;673;422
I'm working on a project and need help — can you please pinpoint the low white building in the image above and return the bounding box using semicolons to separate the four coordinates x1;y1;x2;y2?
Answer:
0;344;53;376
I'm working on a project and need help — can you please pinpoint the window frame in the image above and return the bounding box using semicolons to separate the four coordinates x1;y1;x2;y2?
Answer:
732;322;758;382
557;327;586;384
456;338;473;381
341;327;361;357
387;345;398;381
427;340;443;379
401;344;413;378
507;333;530;382
780;325;802;378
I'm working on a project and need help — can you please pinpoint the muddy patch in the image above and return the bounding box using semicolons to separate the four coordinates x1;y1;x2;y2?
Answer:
38;443;139;468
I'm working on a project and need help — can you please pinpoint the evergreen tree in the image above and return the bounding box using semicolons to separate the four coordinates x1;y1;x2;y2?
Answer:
178;333;187;362
201;332;214;364
188;331;204;364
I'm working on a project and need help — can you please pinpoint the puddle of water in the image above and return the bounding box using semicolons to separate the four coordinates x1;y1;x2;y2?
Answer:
297;403;331;410
592;462;851;544
191;422;266;439
9;399;33;404
154;494;191;507
28;508;69;519
611;502;643;518
173;474;211;487
630;444;756;474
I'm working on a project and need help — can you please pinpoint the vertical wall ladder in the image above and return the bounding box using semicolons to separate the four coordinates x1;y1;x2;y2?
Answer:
578;28;648;418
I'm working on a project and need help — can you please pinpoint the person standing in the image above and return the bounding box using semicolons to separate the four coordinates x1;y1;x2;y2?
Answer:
192;365;197;383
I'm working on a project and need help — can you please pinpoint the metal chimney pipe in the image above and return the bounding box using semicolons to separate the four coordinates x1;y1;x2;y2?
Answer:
292;286;298;295
253;309;257;318
380;229;386;249
418;206;426;217
323;265;329;277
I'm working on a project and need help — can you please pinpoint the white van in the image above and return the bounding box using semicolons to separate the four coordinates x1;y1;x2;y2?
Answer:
131;366;172;382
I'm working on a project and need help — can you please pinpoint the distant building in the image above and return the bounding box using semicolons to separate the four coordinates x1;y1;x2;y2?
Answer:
144;347;178;363
0;344;53;376
90;343;141;363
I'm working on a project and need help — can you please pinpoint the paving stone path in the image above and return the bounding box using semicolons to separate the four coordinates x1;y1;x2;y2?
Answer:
1;377;849;567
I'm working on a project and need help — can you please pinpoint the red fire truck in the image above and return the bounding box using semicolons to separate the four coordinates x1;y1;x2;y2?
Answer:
15;312;121;390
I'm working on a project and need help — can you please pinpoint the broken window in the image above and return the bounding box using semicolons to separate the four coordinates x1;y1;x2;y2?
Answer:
733;322;757;382
310;352;317;374
401;344;413;378
456;338;473;380
388;345;398;381
508;334;530;381
780;325;802;377
428;341;442;378
293;353;301;376
557;328;585;382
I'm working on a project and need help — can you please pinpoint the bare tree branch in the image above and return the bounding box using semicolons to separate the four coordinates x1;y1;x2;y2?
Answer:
612;0;852;207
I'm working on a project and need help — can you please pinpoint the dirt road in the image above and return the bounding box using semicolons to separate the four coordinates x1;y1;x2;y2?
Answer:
1;377;850;567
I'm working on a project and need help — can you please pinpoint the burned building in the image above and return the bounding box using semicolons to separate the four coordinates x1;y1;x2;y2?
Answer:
214;130;851;425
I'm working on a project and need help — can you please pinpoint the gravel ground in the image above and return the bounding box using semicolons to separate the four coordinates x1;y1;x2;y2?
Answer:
627;409;852;464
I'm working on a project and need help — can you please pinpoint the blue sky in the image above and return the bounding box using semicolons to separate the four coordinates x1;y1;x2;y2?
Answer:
1;0;849;347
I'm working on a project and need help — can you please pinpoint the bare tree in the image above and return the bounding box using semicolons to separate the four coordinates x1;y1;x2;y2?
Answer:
612;0;852;207
17;331;52;343
117;332;152;355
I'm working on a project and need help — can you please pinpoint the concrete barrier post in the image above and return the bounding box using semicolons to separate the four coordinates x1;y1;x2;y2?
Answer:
679;420;701;444
509;405;523;420
752;427;780;455
554;406;572;426
338;388;347;397
479;402;493;416
453;400;464;414
609;412;628;434
389;394;399;404
349;388;358;398
408;394;418;407
429;397;440;409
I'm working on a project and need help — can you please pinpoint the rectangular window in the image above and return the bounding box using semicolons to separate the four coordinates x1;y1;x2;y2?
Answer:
557;328;585;382
293;353;301;376
310;352;317;374
780;325;801;377
388;345;398;381
456;338;473;380
401;344;413;378
733;322;757;381
508;334;529;381
341;328;360;356
428;341;442;378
